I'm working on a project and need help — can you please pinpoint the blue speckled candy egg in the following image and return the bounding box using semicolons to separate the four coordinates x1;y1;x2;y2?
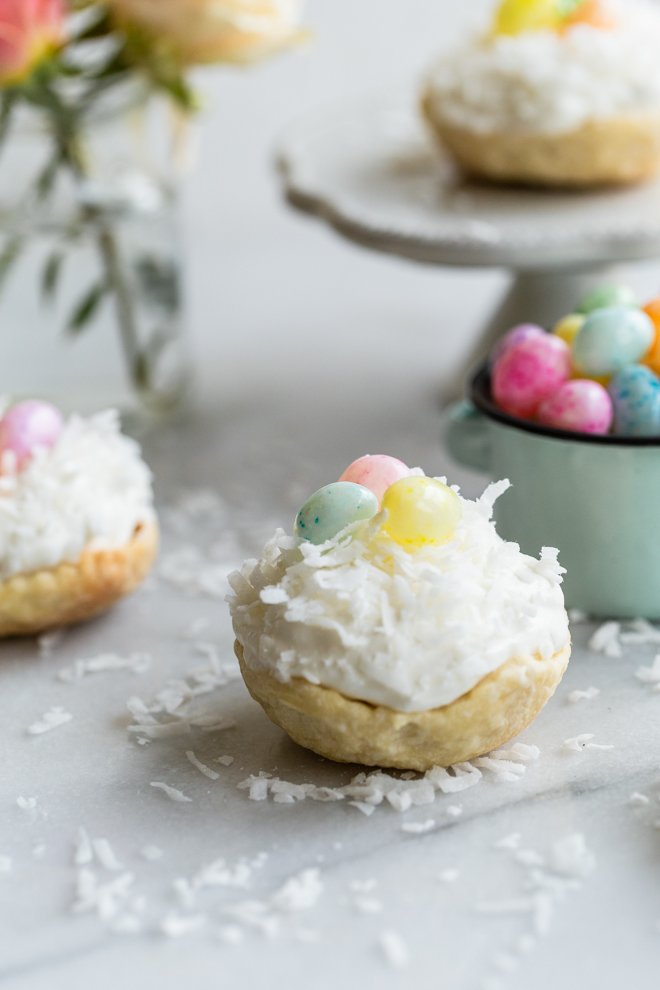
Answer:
572;307;654;378
608;365;660;437
577;284;636;315
295;482;378;545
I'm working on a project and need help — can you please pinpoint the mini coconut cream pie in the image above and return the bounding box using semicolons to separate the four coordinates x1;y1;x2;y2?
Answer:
422;0;660;188
0;399;157;637
229;455;570;771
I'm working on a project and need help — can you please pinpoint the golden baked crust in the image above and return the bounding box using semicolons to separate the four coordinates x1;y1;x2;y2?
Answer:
421;89;660;188
235;639;570;771
0;521;158;638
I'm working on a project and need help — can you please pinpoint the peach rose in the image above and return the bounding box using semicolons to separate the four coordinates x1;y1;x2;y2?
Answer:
108;0;305;66
0;0;64;84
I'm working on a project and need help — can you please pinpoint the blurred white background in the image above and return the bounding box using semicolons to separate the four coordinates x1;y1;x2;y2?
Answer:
4;0;660;421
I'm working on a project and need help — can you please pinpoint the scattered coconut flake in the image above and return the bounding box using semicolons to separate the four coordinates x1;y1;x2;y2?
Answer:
216;755;234;767
629;792;650;807
401;819;435;834
92;838;123;872
549;834;596;879
127;663;239;740
272;868;323;913
562;734;614;752
494;833;522;850
38;629;65;657
72;869;135;920
0;855;12;874
568;609;588;624
185;750;220;781
59;652;150;683
635;655;660;690
489;743;540;763
354;897;383;914
74;828;94;866
16;795;38;811
447;805;463;818
438;868;460;883
140;845;164;861
588;621;622;658
567;687;600;704
620;618;660;645
349;879;377;893
27;707;72;735
160;913;207;938
150;782;193;803
378;930;409;969
238;756;530;816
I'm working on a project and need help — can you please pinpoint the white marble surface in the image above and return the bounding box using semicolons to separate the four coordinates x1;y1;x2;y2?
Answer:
2;1;660;987
1;398;660;990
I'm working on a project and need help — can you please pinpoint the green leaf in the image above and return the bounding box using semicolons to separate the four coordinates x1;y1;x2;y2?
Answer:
41;251;65;301
66;281;107;335
0;91;15;147
0;235;23;290
36;154;62;200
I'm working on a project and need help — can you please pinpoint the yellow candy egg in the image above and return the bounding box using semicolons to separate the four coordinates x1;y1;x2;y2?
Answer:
494;0;561;35
381;477;462;549
553;313;585;346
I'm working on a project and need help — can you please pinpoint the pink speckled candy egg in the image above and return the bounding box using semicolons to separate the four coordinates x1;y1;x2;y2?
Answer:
492;334;572;419
338;454;410;506
491;323;545;364
0;400;63;469
537;380;613;435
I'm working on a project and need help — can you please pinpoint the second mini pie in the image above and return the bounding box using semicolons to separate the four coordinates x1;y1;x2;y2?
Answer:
229;456;570;771
422;0;660;188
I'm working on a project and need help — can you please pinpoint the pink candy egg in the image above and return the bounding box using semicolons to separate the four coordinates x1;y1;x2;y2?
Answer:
537;380;613;435
491;323;546;365
492;335;571;418
0;400;63;469
339;454;410;506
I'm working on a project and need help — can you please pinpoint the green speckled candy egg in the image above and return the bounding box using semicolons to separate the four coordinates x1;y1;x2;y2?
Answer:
295;482;378;545
577;284;636;315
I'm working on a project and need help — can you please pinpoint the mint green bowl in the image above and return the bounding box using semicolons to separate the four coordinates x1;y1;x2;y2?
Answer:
446;367;660;619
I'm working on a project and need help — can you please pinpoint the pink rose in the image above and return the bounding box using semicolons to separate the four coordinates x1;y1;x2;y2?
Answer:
0;0;64;84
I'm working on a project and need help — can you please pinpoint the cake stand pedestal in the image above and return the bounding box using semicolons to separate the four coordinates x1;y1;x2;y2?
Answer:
277;93;660;384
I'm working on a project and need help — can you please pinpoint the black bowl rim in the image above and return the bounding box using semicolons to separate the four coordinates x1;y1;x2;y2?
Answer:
470;365;660;448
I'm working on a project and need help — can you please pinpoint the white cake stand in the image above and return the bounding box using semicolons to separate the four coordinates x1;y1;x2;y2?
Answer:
277;93;660;376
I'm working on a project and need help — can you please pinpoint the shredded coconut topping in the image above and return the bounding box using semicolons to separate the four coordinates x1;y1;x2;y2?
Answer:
229;480;568;712
0;410;154;578
424;1;660;136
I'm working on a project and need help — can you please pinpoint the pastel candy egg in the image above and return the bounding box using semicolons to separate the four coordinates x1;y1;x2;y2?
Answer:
553;313;585;346
491;323;545;364
562;0;617;31
492;334;571;418
295;482;378;545
576;284;636;314
537;380;613;435
0;400;63;469
494;0;561;35
642;299;660;375
381;477;462;549
338;454;410;506
608;365;660;437
572;307;654;377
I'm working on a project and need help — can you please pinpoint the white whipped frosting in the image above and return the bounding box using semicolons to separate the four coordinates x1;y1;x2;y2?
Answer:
229;480;570;714
425;1;660;135
0;410;154;579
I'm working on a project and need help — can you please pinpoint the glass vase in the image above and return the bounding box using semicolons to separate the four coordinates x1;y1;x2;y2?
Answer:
0;84;189;421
